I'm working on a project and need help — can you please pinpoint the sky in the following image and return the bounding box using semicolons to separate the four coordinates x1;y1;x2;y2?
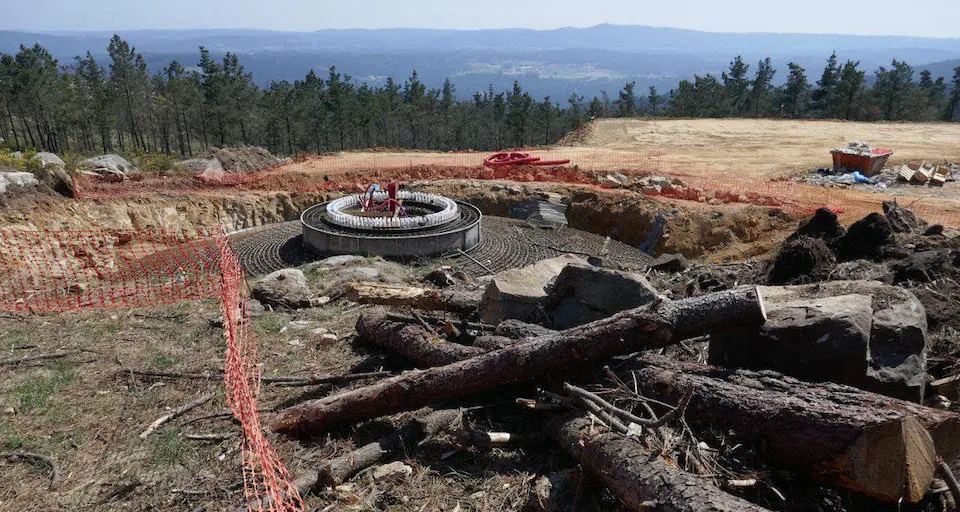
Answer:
1;0;959;38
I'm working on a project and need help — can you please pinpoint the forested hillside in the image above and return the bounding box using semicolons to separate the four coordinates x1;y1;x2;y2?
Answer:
1;35;959;157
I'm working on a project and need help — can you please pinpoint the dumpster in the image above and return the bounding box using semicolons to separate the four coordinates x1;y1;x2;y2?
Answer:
831;144;893;176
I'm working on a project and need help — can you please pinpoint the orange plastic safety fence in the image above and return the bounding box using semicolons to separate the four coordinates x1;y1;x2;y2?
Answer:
70;148;960;228
0;228;304;512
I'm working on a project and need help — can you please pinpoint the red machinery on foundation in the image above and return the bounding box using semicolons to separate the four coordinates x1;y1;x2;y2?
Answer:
483;152;571;167
359;182;406;216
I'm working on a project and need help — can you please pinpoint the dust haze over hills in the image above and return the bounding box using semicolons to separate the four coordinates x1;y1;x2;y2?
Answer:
2;24;959;99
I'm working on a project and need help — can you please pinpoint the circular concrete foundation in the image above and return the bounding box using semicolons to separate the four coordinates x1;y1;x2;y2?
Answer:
300;200;482;258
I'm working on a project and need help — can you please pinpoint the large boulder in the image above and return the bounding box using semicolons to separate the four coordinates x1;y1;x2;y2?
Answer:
709;280;927;401
80;154;139;177
176;157;223;174
194;146;279;172
0;171;39;194
251;268;313;309
29;153;72;196
480;254;586;324
545;263;661;329
31;152;65;170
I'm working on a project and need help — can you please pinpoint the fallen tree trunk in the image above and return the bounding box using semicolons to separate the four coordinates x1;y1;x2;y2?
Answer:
357;313;484;366
274;287;766;434
547;415;770;512
345;282;482;313
620;355;960;503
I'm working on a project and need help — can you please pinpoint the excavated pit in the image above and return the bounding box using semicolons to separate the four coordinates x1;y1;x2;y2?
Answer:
0;181;800;275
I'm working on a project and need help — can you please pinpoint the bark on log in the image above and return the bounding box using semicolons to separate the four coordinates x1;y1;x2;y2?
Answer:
356;313;484;366
345;282;482;313
472;335;517;351
619;355;960;502
274;287;766;434
494;319;557;339
547;415;770;512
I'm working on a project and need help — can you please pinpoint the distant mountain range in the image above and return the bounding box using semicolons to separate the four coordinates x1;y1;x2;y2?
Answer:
3;25;959;100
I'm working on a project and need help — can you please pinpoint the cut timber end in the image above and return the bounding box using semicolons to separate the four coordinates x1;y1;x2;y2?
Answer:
822;415;936;503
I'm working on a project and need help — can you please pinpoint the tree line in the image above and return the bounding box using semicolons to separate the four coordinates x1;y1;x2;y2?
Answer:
1;36;960;159
646;54;960;121
0;36;587;157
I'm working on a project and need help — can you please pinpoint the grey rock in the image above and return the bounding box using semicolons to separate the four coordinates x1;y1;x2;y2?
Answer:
480;254;586;324
252;268;312;309
175;157;223;173
315;255;366;267
31;152;65;169
0;172;39;194
81;154;139;176
341;267;381;281
244;299;265;317
546;263;661;329
868;289;927;401
710;280;928;401
371;461;412;484
711;293;873;384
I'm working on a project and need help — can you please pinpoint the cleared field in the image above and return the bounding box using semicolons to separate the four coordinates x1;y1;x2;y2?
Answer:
579;118;960;178
285;118;960;177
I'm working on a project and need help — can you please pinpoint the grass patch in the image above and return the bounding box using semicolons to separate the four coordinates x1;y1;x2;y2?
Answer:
150;427;193;467
151;355;180;369
0;420;31;451
10;360;78;414
254;314;287;334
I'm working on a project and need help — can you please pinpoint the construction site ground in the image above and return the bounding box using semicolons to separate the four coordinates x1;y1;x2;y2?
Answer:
3;118;960;511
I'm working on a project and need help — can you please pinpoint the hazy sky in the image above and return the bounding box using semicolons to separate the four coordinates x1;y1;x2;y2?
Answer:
2;0;959;38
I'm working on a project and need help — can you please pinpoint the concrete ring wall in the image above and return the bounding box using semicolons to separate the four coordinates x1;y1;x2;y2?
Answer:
301;201;482;258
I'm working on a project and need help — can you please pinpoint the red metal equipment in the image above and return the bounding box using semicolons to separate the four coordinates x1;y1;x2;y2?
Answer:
359;183;406;216
484;152;571;168
830;148;893;176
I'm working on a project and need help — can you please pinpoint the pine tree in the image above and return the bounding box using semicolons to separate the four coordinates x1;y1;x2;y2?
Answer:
107;35;150;151
782;63;809;119
721;56;750;116
647;86;661;116
748;58;776;117
874;59;914;120
834;60;866;120
506;81;533;147
617;81;637;117
811;52;840;115
947;67;960;121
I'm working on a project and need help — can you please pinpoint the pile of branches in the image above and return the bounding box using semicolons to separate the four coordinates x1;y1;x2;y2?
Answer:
264;285;960;511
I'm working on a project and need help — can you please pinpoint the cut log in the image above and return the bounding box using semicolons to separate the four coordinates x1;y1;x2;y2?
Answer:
357;313;484;366
620;355;960;502
547;415;770;512
239;409;460;511
345;282;481;313
273;287;766;434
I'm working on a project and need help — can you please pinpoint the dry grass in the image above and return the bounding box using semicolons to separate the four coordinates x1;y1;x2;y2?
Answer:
0;269;559;511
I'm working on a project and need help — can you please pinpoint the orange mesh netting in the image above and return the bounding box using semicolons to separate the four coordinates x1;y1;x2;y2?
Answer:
0;227;304;511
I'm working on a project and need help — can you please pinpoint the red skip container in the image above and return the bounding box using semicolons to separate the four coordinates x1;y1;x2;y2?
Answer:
830;148;893;176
